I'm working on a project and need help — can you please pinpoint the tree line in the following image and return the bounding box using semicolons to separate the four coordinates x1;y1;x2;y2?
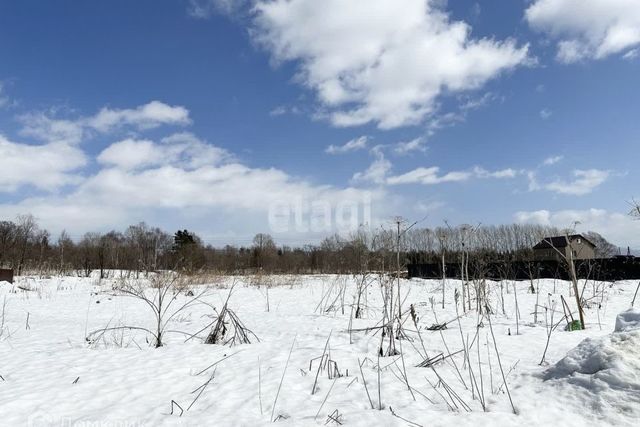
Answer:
0;214;618;277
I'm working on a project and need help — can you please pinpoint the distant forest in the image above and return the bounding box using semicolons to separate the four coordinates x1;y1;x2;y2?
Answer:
0;214;618;276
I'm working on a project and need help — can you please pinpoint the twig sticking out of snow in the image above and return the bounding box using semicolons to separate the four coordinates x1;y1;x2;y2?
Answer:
195;351;242;376
389;406;423;427
487;314;517;414
271;335;296;422
632;282;640;307
315;377;338;420
169;400;184;417
311;331;332;395
325;409;343;425
357;358;375;410
188;368;217;411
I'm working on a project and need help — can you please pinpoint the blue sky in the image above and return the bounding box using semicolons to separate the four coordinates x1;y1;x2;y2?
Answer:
1;0;639;246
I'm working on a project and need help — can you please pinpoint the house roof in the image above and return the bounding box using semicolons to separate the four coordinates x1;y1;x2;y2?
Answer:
533;234;596;250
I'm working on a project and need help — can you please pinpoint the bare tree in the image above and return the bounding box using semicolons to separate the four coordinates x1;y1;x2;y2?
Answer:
584;231;617;258
252;233;277;271
15;214;38;275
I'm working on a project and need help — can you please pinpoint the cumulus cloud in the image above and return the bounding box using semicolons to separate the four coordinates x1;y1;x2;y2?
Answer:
97;138;164;170
526;0;640;63
86;101;191;132
540;108;552;119
87;132;372;212
325;136;368;154
253;0;529;129
351;149;392;184
0;135;86;192
19;113;85;145
515;208;640;246
0;125;378;234
18;101;191;145
97;133;230;170
544;169;610;195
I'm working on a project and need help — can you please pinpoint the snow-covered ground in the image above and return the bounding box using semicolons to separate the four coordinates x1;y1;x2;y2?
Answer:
0;274;638;426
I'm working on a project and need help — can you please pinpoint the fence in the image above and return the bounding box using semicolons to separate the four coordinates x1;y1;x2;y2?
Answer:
407;257;640;281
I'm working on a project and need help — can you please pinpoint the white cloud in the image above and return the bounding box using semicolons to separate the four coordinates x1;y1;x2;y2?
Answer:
97;139;164;170
97;133;229;170
86;101;191;132
76;164;365;211
472;166;518;179
394;137;427;155
0;135;86;192
543;155;563;166
515;209;552;225
544;169;610;195
387;166;470;185
414;92;501;140
540;108;552;119
325;136;368;154
527;171;540;191
459;91;499;112
526;0;640;63
18;101;191;145
253;0;529;129
623;48;639;59
515;208;640;246
2;100;389;238
0;127;379;234
269;105;302;117
269;105;287;116
351;149;392;184
386;165;517;185
19;113;85;145
187;0;246;18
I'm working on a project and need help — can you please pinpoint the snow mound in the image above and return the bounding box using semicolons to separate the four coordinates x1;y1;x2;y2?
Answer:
544;310;640;415
615;308;640;332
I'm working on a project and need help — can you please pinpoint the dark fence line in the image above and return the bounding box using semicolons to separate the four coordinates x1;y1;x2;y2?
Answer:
408;257;640;281
0;268;14;284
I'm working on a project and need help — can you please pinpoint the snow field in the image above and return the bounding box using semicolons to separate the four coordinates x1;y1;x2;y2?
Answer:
0;275;638;426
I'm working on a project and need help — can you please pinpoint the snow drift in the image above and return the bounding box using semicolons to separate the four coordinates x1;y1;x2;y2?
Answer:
614;307;640;332
544;308;640;415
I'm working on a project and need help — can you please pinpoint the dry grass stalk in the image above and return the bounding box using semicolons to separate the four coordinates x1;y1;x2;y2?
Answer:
205;284;259;346
271;336;296;422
